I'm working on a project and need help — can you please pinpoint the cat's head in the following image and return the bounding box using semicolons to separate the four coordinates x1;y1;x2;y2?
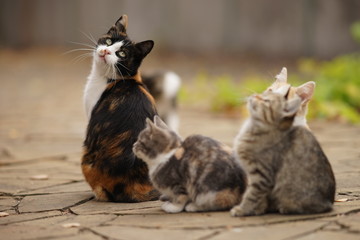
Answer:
133;116;182;163
94;15;154;79
247;91;302;131
266;67;315;128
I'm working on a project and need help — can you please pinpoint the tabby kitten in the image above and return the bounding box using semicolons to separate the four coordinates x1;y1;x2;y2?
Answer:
142;71;181;132
266;67;315;129
82;15;160;202
231;91;335;216
133;116;247;213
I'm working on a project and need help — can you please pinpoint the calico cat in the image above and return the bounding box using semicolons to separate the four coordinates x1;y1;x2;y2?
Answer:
231;91;335;216
133;116;247;213
142;71;181;132
266;67;315;129
82;15;160;202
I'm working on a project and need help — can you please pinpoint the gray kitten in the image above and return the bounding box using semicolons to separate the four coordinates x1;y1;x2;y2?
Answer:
133;116;247;213
231;91;335;217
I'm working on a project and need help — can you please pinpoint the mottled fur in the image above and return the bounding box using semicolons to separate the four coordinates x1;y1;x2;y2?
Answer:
133;116;247;213
231;91;335;216
82;15;160;202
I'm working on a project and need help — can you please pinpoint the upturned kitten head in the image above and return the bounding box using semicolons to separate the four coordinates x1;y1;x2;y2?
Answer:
266;67;315;128
133;116;182;165
94;15;154;79
247;91;302;131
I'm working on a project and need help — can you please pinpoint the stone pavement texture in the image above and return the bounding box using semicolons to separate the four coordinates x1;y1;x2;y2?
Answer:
0;49;360;240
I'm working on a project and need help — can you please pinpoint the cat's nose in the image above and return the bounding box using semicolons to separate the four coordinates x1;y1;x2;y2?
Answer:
99;49;111;57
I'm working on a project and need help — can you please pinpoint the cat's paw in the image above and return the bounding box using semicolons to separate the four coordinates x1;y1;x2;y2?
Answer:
230;205;247;217
185;203;200;212
161;201;184;213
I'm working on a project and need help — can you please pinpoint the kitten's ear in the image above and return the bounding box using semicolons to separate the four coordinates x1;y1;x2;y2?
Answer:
115;15;128;33
266;67;288;93
146;118;156;131
154;115;169;130
279;96;301;130
284;96;302;117
277;84;291;96
135;40;154;58
295;81;315;104
275;67;288;83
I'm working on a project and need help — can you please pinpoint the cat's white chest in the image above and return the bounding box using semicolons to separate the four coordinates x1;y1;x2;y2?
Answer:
83;68;108;119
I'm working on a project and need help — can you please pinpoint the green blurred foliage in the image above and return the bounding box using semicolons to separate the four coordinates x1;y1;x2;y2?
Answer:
350;21;360;44
298;54;360;123
180;22;360;123
180;53;360;123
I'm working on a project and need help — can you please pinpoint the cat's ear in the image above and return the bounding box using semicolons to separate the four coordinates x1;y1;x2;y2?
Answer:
295;81;315;104
266;67;288;93
275;67;288;83
145;118;156;132
279;96;301;130
135;40;154;58
284;96;302;117
154;115;169;130
115;14;128;33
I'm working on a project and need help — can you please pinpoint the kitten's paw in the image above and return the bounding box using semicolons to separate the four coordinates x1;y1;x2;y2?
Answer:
230;206;247;217
185;203;200;212
161;201;184;213
230;205;262;217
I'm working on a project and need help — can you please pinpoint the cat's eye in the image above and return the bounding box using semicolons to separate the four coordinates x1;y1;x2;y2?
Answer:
118;51;126;58
106;39;112;46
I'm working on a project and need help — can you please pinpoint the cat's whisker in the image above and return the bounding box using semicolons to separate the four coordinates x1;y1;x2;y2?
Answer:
67;40;96;49
243;88;258;95
71;52;93;64
62;48;94;56
81;31;98;46
239;97;249;103
117;61;132;72
114;64;124;80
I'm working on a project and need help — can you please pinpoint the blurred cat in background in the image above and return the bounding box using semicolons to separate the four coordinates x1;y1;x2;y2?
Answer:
142;71;181;132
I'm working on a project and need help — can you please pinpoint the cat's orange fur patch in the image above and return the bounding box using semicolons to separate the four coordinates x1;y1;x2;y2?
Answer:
174;147;185;160
215;189;241;209
125;182;157;201
109;98;120;112
81;164;120;201
221;144;232;154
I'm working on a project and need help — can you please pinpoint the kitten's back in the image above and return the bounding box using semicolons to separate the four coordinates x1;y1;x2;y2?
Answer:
271;126;335;213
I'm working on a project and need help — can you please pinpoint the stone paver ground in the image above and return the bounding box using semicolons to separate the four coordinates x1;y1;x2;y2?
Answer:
0;49;359;240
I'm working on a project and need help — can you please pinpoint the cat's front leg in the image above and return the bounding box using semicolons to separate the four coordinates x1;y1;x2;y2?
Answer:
161;194;188;213
230;183;269;217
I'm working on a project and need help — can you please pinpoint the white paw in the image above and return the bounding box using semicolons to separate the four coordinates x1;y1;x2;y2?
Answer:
161;201;184;213
185;203;200;212
230;206;246;217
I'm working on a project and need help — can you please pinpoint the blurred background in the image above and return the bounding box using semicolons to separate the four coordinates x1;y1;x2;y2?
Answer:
0;0;360;158
1;0;359;57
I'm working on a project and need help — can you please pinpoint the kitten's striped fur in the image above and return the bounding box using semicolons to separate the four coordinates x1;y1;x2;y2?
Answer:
231;91;335;216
